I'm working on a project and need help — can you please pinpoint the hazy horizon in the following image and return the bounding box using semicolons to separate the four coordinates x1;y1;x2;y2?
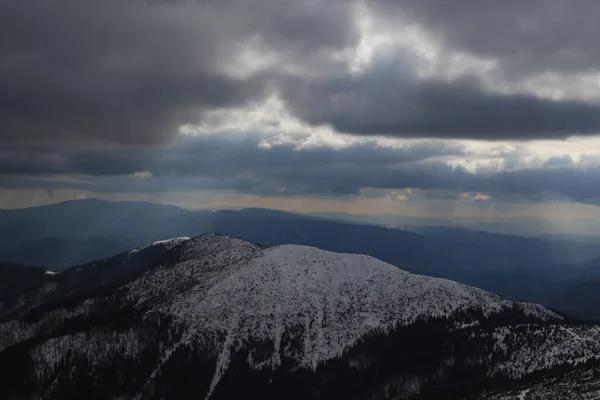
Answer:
4;195;600;238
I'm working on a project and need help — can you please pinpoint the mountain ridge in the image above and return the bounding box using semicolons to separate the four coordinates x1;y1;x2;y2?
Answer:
544;279;600;321
3;234;599;399
3;199;600;316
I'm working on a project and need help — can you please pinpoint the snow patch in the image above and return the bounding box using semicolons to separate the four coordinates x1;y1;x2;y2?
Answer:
130;237;191;253
516;388;530;400
491;325;600;379
162;243;559;372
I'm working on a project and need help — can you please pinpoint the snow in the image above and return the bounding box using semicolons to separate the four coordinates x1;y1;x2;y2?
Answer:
129;236;191;253
44;270;58;275
125;238;561;389
152;237;192;247
4;234;570;399
491;325;600;379
30;329;143;379
480;368;600;399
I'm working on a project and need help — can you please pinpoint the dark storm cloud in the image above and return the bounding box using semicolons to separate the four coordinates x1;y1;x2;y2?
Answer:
0;0;356;145
384;0;600;76
3;0;600;143
276;0;600;140
281;58;600;140
5;0;600;209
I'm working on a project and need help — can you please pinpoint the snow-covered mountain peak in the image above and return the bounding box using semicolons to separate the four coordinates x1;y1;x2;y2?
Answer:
129;236;191;253
145;240;561;372
174;233;263;262
2;234;587;400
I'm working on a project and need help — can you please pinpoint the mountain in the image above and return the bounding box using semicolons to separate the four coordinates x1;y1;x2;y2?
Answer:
414;226;600;267
1;234;600;399
0;237;190;321
0;236;144;270
309;211;600;238
0;262;51;311
480;367;600;399
543;279;600;321
537;233;600;244
3;199;600;304
0;199;200;246
531;255;600;320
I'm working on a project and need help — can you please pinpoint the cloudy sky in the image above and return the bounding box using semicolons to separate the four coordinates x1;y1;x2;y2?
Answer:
4;0;600;221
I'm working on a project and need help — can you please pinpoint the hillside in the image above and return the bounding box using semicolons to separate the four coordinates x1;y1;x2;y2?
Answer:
544;279;600;321
3;199;600;304
0;236;141;270
1;234;599;399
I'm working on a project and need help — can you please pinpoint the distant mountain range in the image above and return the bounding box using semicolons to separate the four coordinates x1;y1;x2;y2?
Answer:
2;234;599;399
2;199;600;318
544;279;600;321
0;236;142;269
308;210;600;237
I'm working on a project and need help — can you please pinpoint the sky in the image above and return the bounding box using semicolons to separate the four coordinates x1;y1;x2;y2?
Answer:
4;0;600;221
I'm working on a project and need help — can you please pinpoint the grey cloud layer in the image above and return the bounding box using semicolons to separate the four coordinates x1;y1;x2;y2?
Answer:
4;0;600;206
0;0;354;145
3;135;600;204
282;60;600;140
282;0;600;139
0;135;463;177
391;0;600;76
3;0;600;144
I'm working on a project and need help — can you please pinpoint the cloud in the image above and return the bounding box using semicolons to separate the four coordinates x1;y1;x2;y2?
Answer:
4;0;600;210
132;171;153;179
0;0;356;146
4;0;600;146
0;133;463;178
281;56;600;140
544;155;575;167
388;0;600;77
3;133;600;205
